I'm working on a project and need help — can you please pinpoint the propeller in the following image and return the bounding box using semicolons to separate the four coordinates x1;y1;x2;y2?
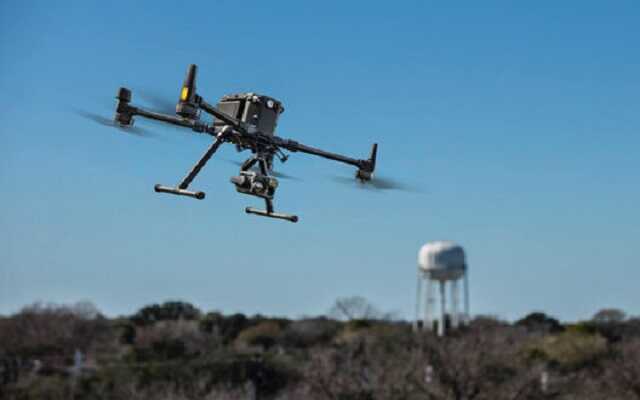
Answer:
268;170;300;181
74;109;153;137
332;143;421;192
135;89;177;115
332;174;419;193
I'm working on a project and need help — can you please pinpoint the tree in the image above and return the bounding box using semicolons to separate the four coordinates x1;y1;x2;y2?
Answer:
282;318;340;348
532;330;608;371
515;312;564;334
592;308;627;324
235;321;282;350
303;324;553;400
131;301;201;326
409;326;555;400
68;300;102;319
328;296;381;321
0;302;111;357
199;313;250;344
602;338;640;399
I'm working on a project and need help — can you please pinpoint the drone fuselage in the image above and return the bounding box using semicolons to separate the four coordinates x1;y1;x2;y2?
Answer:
214;93;284;137
111;64;376;223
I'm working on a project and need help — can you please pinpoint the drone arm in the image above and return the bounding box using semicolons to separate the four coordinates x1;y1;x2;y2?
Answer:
133;107;193;128
291;142;361;167
132;106;215;134
275;138;377;180
115;87;213;134
277;138;375;171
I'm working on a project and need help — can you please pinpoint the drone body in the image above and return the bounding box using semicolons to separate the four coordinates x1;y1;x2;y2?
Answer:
110;64;377;223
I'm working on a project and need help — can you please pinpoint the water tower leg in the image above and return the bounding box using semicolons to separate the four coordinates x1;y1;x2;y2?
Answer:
463;271;470;324
451;279;459;329
438;280;446;337
424;279;433;331
414;272;422;332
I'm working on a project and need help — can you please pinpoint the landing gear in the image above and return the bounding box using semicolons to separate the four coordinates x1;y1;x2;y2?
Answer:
154;131;298;223
154;136;225;200
246;205;299;223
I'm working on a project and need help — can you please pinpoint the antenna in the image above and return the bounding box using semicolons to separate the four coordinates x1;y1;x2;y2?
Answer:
176;64;199;119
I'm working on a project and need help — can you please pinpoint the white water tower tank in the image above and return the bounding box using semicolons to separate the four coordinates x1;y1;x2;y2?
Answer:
418;241;466;281
415;241;470;336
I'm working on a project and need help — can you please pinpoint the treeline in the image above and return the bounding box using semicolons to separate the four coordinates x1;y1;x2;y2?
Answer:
0;299;639;399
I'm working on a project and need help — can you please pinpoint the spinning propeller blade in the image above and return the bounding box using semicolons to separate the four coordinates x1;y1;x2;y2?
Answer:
74;109;153;137
332;174;418;192
268;170;300;181
136;89;177;115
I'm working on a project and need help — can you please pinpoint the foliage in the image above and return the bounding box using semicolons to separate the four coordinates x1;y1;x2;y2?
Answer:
531;330;608;370
131;301;202;326
515;311;564;334
235;321;282;350
576;317;640;343
282;317;340;347
2;300;639;400
114;318;137;345
199;312;250;344
0;301;112;360
592;308;627;324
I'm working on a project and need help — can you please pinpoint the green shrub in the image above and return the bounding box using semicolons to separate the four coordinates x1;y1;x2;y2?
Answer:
200;313;250;344
531;331;607;370
282;318;340;348
114;319;137;345
199;311;225;334
235;321;282;350
515;312;564;333
131;301;201;326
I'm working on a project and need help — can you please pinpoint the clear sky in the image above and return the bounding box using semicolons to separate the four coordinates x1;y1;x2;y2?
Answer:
1;1;638;321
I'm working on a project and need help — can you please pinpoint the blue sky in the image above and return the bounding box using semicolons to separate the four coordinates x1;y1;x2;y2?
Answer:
1;1;638;321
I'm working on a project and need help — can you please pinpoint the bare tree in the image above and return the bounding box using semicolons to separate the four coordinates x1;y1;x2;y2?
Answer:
302;324;558;400
602;338;640;399
405;327;555;400
328;296;381;321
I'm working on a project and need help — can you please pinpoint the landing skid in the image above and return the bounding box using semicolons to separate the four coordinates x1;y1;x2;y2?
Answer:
245;198;298;223
154;138;223;201
154;184;205;199
154;136;299;222
245;207;298;223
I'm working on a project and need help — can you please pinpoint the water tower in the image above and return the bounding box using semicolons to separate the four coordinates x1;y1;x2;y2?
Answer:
414;241;469;336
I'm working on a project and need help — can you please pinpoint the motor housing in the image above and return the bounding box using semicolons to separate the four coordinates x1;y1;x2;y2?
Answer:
115;87;134;126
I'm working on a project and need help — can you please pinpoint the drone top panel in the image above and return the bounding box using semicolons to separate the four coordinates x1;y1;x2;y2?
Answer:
214;93;284;136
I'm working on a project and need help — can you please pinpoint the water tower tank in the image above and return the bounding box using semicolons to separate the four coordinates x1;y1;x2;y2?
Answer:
418;241;466;281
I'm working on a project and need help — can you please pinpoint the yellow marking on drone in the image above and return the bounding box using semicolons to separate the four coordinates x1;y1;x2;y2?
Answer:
180;87;189;101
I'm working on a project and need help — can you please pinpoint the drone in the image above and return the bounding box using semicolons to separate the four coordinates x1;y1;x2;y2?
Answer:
90;64;381;223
